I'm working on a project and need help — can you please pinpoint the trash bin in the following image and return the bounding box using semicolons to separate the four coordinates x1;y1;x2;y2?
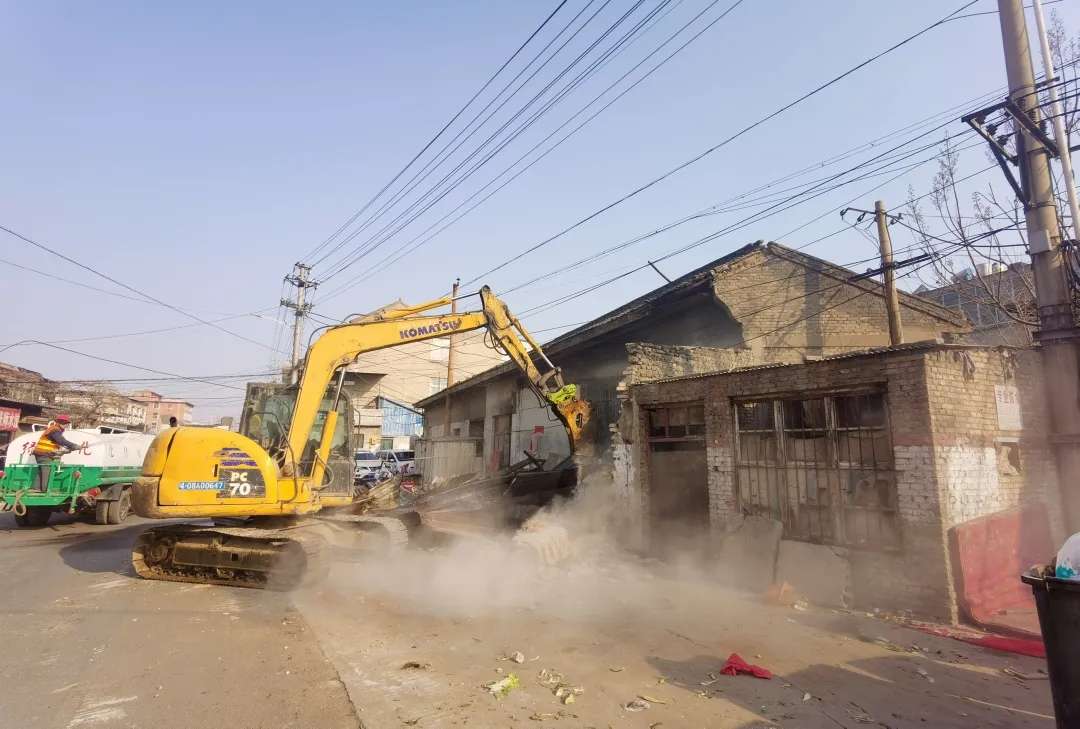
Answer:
1022;572;1080;728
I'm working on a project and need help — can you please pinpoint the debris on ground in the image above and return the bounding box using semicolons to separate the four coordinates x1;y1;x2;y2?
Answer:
609;666;624;672
858;634;907;652
510;651;525;664
537;668;582;705
529;710;577;721
846;707;875;724
1002;666;1048;681
802;692;812;702
553;684;583;705
764;581;799;607
638;694;668;705
720;653;773;679
915;667;934;683
401;661;431;670
623;698;650;712
484;673;520;698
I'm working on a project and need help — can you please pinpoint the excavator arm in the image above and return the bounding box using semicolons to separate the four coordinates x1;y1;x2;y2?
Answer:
286;285;589;482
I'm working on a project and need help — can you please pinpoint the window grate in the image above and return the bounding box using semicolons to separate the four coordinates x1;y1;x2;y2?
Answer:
734;391;898;550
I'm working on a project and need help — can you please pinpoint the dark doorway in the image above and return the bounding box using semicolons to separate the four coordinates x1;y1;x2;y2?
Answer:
646;404;709;558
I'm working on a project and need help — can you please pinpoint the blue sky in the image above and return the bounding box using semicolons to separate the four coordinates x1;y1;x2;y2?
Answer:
2;0;1078;420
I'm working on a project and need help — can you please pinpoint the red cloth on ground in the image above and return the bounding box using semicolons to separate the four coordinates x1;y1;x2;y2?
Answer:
720;653;773;679
905;620;1046;658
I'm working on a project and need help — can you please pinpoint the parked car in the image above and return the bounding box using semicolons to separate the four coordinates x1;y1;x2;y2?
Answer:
378;449;416;475
354;450;388;486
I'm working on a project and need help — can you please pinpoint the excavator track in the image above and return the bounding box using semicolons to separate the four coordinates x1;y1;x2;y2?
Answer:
131;514;413;590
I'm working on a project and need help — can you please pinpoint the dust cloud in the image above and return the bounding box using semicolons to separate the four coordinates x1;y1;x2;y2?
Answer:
309;471;719;622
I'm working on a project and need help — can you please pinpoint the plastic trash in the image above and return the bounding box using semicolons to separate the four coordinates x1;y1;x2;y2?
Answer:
1055;532;1080;580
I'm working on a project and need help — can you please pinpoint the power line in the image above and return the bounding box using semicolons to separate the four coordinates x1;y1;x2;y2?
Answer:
315;0;751;302
0;341;257;390
0;257;169;306
0;308;282;350
302;0;573;264
0;223;285;354
310;0;609;271
463;0;981;286
316;0;664;279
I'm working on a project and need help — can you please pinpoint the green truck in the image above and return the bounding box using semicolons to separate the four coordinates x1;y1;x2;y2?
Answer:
0;427;154;527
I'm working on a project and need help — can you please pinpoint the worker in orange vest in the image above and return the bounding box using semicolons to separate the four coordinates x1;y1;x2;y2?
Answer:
32;415;85;492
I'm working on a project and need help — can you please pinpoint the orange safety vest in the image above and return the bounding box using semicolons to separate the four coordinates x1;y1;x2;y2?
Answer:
33;423;65;457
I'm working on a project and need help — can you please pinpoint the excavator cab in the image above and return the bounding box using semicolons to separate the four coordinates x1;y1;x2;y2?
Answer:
239;380;356;498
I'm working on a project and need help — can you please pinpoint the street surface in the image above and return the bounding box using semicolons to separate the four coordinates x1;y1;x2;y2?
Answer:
0;513;358;729
0;512;1057;729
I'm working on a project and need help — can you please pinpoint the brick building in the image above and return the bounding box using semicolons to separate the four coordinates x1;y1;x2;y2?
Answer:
626;343;1061;622
130;390;194;431
415;241;967;485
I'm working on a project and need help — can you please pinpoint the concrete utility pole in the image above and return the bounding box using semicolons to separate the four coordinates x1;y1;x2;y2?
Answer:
874;200;904;346
997;0;1080;531
281;262;316;384
444;279;459;435
1031;0;1080;244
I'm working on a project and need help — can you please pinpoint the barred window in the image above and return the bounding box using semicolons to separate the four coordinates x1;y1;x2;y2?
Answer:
734;391;898;549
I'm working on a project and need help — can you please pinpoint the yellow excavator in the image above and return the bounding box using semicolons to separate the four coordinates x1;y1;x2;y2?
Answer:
130;286;590;589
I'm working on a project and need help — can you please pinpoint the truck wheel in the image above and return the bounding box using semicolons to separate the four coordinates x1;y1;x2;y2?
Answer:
24;507;52;527
94;500;110;525
13;512;30;527
107;489;132;524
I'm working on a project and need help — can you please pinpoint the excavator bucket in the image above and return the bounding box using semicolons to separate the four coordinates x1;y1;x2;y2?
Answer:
553;398;592;453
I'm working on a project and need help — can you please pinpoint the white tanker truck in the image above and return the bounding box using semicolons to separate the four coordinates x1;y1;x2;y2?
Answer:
0;426;155;527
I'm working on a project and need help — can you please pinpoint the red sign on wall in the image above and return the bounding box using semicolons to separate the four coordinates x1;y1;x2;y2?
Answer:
0;407;20;432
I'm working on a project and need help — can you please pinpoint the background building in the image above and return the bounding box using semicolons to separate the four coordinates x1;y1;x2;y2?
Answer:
130;390;194;431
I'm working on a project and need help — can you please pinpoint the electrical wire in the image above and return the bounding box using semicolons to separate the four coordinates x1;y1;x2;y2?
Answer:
310;0;610;270
315;0;669;279
0;223;286;354
462;0;981;286
302;0;573;264
314;0;752;300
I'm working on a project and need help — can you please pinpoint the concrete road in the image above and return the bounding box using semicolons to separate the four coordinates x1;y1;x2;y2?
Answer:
0;509;1059;729
0;512;359;729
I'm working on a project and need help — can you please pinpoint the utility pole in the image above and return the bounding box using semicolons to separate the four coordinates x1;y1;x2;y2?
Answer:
281;262;317;384
874;200;904;346
444;279;459;435
997;0;1080;531
1031;0;1080;244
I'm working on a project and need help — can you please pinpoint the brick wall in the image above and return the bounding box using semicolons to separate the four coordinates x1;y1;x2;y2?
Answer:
713;249;962;359
624;343;758;385
629;344;1059;621
921;348;1063;540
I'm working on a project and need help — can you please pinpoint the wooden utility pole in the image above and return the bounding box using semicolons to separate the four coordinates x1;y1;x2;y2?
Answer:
443;279;459;435
997;0;1080;531
874;200;904;346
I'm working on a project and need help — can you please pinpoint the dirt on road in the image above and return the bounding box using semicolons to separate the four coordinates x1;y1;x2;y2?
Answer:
293;532;1055;729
